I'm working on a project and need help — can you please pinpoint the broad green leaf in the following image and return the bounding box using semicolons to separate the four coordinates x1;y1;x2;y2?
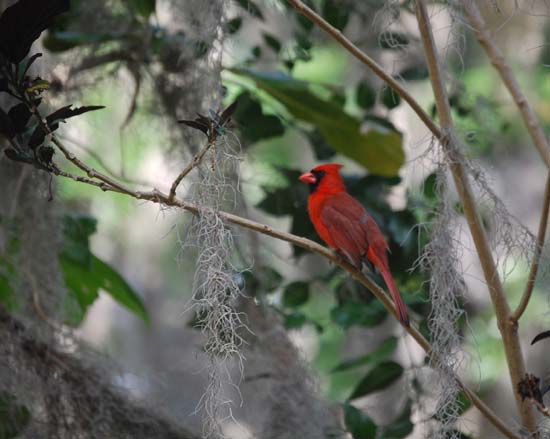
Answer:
227;17;242;34
343;403;377;439
230;69;404;176
61;214;97;267
356;80;376;110
283;281;310;307
423;172;437;201
331;300;387;329
60;255;101;325
381;86;401;110
379;401;413;438
263;33;281;53
399;65;429;81
331;337;398;373
295;0;315;32
307;128;336;160
130;0;156;18
284;311;307;329
349;361;403;399
233;92;285;143
0;392;30;439
92;256;149;323
321;0;349;31
258;267;283;292
60;255;149;325
235;0;264;20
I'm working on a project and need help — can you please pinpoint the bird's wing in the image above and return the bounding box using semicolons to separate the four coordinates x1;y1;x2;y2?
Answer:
320;193;370;269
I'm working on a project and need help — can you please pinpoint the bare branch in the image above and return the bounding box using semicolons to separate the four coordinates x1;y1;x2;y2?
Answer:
462;1;550;168
512;171;550;322
168;133;217;202
414;0;537;432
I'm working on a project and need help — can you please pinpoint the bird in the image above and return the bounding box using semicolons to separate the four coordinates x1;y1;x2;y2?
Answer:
299;163;409;326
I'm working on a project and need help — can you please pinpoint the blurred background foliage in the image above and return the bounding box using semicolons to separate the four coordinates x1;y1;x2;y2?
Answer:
2;0;550;438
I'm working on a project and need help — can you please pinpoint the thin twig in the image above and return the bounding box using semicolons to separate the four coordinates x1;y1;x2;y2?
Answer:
414;0;536;433
462;1;550;168
168;134;217;201
47;135;519;439
512;171;550;321
58;133;156;187
286;0;442;141
51;137;136;195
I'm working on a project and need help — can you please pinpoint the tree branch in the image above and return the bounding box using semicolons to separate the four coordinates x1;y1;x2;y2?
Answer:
168;133;217;202
286;0;442;141
512;171;550;322
44;134;520;439
414;0;537;432
462;0;550;168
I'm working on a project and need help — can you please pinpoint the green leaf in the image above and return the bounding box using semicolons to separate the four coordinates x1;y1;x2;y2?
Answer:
263;32;281;53
399;65;429;81
231;69;404;176
343;403;377;439
331;337;398;373
423;172;437;201
331;300;387;329
259;267;283;292
321;0;349;31
60;255;148;326
235;0;264;20
379;401;413;438
60;255;101;325
252;45;262;58
307;128;336;160
283;281;310;307
284;310;307;329
61;214;97;268
381;86;401;110
0;392;30;438
295;0;315;32
130;0;156;18
233;92;285;143
349;361;403;399
92;256;149;323
356;80;376;110
227;17;242;34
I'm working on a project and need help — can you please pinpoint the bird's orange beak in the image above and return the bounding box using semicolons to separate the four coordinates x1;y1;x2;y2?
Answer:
299;171;316;184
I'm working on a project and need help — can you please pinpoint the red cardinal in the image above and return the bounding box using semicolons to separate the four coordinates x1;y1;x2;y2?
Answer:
299;163;409;326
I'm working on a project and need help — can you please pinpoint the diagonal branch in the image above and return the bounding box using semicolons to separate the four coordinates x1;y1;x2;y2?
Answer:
286;0;442;141
512;171;550;322
45;134;520;439
414;0;537;432
462;0;550;168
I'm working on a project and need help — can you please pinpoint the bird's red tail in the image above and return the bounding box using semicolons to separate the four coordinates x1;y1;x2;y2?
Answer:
379;268;409;327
